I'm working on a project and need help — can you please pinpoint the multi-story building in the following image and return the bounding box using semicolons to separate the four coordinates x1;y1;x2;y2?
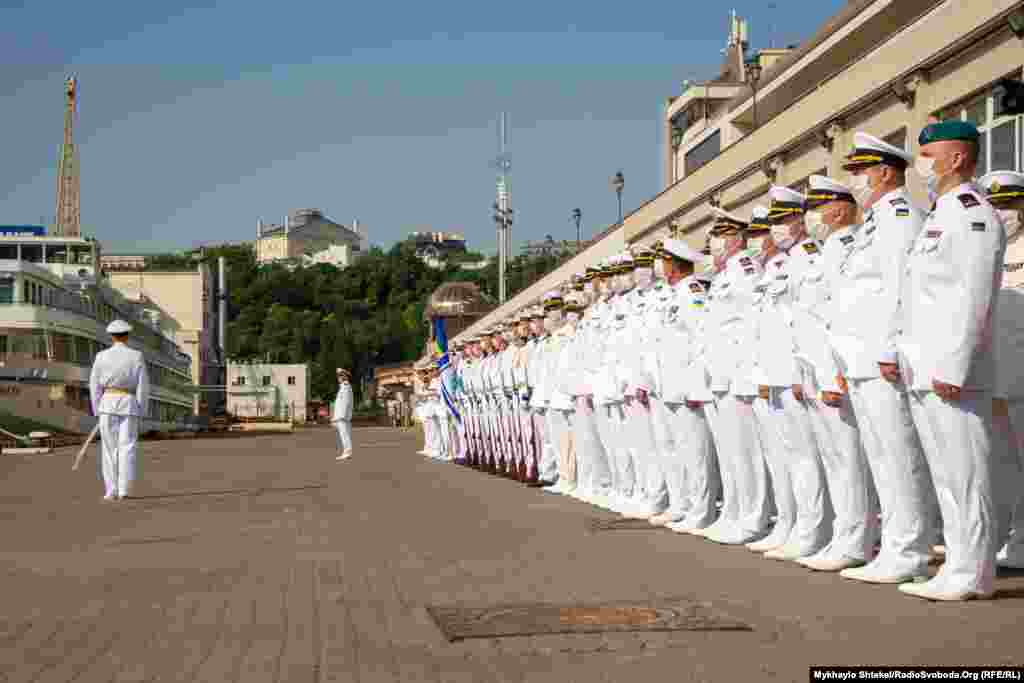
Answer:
456;0;1024;339
226;362;308;422
100;254;148;270
105;264;225;414
255;209;367;268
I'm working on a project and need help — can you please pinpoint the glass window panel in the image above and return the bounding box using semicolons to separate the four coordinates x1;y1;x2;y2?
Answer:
965;98;987;127
978;130;989;175
0;245;17;260
684;130;721;176
991;120;1016;173
0;281;13;304
20;245;42;263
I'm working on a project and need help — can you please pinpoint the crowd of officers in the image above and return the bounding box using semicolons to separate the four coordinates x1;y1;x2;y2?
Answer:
413;119;1024;602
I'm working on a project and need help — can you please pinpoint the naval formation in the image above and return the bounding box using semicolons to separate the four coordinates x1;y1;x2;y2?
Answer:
410;120;1024;603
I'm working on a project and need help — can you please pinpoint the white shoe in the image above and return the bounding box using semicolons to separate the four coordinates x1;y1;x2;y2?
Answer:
840;562;928;585
103;493;117;502
747;534;786;553
336;452;353;461
799;555;867;572
648;511;683;526
898;579;994;602
996;543;1024;569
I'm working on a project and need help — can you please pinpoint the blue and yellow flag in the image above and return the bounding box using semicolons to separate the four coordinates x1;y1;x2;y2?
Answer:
431;317;461;424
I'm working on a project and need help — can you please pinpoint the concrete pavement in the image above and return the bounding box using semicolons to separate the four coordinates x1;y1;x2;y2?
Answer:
1;426;1021;682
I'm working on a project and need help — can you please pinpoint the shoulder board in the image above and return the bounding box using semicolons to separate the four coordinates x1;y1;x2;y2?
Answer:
864;210;874;222
865;225;876;235
689;282;704;293
971;221;986;232
774;259;785;269
895;208;910;217
957;193;980;209
754;284;768;293
840;235;855;245
925;229;943;238
889;197;908;206
775;273;789;280
802;242;820;255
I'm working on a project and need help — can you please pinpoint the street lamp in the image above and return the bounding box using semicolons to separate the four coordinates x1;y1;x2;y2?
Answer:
612;171;625;224
571;208;582;250
670;125;684;183
746;58;763;131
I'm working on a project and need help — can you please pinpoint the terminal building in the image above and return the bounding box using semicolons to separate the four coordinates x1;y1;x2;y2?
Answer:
456;0;1024;339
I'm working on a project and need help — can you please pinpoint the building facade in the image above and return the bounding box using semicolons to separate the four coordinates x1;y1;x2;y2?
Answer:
105;267;224;413
226;362;308;422
455;0;1024;341
255;209;367;268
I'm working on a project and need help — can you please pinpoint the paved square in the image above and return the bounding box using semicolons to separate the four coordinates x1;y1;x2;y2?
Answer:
1;426;1022;682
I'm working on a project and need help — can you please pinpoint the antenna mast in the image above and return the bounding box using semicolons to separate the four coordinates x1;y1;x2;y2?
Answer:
491;112;512;303
54;76;81;238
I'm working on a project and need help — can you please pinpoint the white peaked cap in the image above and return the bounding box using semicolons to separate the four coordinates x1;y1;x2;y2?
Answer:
750;205;770;220
769;185;805;205
662;238;703;264
979;170;1024;190
106;319;132;334
852;131;914;164
809;174;853;195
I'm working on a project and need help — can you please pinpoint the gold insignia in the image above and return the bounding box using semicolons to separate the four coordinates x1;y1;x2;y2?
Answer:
992;181;1002;194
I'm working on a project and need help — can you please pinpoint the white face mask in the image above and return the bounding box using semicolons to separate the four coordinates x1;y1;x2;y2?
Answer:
771;224;795;251
915;156;939;196
746;236;767;254
653;259;667;280
805;211;829;241
634;267;653;289
849;173;873;206
709;237;728;258
999;209;1021;235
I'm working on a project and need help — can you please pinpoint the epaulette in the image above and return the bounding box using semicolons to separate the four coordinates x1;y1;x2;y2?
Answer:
840;234;855;245
889;197;908;207
971;221;987;232
895;207;910;217
958;193;981;209
802;242;820;255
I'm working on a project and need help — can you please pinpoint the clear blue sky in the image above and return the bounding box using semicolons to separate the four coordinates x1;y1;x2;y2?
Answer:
0;1;845;254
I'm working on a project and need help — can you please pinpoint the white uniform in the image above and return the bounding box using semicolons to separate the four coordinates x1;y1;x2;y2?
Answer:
829;188;936;583
89;342;150;499
547;323;578;492
332;381;354;456
794;226;877;568
994;287;1024;568
700;249;772;544
567;302;614;503
897;183;1006;598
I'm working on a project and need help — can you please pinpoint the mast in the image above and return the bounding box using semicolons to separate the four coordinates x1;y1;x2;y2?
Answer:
54;76;81;238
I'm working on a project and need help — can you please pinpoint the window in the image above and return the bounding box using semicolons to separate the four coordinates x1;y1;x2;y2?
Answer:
0;278;13;304
684;130;721;176
0;335;7;361
262;375;271;386
945;82;1023;176
236;376;246;386
287;376;296;386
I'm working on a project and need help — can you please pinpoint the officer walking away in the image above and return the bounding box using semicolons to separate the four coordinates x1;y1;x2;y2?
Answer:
333;368;354;461
88;319;150;501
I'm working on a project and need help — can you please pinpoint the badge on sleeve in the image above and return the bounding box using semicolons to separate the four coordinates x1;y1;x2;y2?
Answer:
895;208;910;217
690;297;705;308
958;193;980;209
802;242;819;255
971;221;986;232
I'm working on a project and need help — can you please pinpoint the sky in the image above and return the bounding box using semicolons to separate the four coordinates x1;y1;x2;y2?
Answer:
0;1;846;254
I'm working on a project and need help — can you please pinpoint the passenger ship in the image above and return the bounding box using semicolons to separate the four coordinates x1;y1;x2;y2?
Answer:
0;228;194;435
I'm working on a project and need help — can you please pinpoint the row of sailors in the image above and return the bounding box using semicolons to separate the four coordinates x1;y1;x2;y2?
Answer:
429;120;1024;602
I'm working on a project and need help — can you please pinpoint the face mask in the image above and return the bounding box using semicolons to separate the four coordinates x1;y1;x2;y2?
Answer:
805;211;829;241
849;173;873;206
634;267;653;289
653;259;667;280
999;209;1021;235
709;237;727;258
771;224;795;251
746;236;767;254
915;156;939;196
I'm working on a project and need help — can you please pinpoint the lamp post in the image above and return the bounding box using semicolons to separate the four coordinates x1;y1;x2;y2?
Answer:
670;125;684;182
571;208;582;251
492;200;513;303
745;58;763;131
612;171;625;224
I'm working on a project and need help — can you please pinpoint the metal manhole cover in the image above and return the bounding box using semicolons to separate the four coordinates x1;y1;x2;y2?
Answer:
585;517;667;532
426;598;752;642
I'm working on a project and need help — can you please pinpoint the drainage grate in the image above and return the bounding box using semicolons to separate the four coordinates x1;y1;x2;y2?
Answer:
426;598;753;642
585;517;667;532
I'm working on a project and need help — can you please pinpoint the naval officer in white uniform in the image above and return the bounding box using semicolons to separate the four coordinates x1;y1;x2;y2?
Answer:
88;319;150;501
333;368;354;460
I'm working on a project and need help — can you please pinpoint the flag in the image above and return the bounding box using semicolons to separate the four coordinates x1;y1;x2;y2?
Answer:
432;317;461;424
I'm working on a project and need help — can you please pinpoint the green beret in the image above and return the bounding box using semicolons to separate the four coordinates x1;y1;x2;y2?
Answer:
918;120;980;147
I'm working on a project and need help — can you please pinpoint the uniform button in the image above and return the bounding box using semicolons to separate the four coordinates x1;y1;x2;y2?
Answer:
826;323;832;330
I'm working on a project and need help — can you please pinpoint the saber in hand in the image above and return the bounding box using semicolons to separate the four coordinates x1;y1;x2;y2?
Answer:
71;422;101;471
